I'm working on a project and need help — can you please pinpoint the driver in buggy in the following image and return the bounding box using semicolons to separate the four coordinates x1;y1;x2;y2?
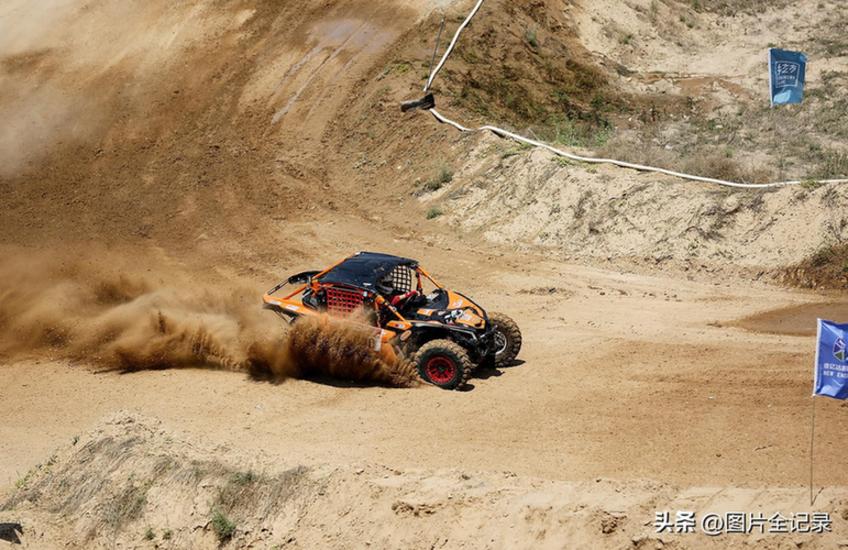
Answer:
376;266;425;316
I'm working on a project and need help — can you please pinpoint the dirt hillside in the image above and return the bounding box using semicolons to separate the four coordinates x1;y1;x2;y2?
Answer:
2;0;846;273
430;134;848;275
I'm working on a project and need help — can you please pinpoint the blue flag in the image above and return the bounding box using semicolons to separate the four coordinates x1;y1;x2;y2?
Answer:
769;48;807;106
814;319;848;400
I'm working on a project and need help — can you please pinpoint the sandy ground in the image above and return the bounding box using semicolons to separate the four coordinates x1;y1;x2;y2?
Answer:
3;412;848;549
2;225;846;488
2;229;848;547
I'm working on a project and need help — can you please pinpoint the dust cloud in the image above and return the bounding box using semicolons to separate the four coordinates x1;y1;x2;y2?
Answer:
0;1;94;177
0;254;419;387
0;0;221;178
281;314;420;387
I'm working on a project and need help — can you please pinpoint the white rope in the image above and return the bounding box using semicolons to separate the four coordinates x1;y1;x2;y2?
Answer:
422;0;848;189
424;0;485;92
430;110;848;189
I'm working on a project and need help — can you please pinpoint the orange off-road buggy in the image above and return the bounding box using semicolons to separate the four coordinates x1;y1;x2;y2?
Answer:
262;252;522;389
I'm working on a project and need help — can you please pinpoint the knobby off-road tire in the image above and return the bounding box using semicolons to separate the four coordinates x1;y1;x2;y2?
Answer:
489;312;522;368
414;339;472;390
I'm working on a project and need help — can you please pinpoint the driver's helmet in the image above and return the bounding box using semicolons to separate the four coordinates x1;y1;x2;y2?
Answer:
376;277;395;296
377;266;414;297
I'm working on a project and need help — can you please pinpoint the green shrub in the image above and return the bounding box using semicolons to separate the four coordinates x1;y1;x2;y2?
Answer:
437;167;454;185
230;471;257;486
426;207;444;220
525;28;538;49
420;167;454;193
211;510;236;543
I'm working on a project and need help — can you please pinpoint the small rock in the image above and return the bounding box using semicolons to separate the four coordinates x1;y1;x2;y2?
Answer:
600;514;619;534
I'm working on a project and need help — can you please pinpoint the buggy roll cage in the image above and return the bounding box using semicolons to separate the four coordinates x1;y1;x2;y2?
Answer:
263;258;446;325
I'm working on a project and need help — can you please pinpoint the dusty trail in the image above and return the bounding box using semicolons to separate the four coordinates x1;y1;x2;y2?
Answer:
3;235;848;548
2;236;845;490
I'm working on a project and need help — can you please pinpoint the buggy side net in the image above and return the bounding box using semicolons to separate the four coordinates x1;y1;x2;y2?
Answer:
325;287;366;315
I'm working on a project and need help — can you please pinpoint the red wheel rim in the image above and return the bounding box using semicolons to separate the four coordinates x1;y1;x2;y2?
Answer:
425;356;457;385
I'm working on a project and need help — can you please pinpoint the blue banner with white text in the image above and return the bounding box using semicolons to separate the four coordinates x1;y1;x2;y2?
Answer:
769;48;806;106
814;319;848;400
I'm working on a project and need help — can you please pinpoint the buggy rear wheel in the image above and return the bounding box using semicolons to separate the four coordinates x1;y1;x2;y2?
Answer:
489;312;522;368
414;339;471;390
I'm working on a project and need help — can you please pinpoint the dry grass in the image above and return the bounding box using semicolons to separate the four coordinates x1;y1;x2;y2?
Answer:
431;0;848;184
814;150;848;179
209;465;309;543
681;152;775;184
598;138;776;183
784;243;848;289
103;475;156;532
418;167;454;194
687;0;792;15
217;470;261;511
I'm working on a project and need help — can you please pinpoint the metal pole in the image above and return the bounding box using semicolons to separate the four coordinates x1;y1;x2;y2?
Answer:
426;16;446;93
768;49;784;181
809;395;817;506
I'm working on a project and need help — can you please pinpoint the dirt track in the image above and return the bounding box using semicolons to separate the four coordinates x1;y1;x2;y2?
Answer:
2;0;848;547
3;234;848;546
3;227;847;485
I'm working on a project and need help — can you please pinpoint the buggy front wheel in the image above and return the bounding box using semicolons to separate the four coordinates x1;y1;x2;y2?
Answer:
489;312;522;368
414;339;471;390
